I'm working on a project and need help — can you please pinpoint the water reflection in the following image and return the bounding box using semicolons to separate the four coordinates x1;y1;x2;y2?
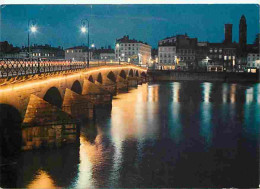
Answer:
244;83;260;137
168;82;182;143
16;144;79;188
230;84;237;103
27;170;57;189
222;83;229;104
200;82;213;145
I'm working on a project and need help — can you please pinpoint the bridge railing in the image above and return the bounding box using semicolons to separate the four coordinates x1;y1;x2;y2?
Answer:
0;59;134;78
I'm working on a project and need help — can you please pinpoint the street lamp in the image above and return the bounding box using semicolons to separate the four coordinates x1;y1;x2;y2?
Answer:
116;43;120;65
27;20;37;58
81;19;90;68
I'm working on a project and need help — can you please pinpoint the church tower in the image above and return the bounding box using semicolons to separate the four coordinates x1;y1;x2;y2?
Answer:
239;15;247;52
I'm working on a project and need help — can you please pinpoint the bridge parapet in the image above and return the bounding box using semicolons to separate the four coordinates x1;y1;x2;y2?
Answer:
0;59;141;78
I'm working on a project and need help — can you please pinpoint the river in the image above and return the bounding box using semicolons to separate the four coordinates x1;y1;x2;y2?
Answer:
1;81;259;188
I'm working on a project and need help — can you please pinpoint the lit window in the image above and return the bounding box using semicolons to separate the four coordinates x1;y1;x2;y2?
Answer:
224;56;227;60
67;50;69;53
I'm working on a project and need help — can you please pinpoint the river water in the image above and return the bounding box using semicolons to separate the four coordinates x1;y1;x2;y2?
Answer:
1;81;259;188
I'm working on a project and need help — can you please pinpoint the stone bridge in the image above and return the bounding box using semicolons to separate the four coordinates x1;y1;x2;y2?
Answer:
0;65;147;151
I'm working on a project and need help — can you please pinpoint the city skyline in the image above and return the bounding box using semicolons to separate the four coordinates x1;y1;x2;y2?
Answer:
1;4;259;48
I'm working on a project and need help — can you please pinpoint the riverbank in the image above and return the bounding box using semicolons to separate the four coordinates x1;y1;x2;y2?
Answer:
148;70;260;82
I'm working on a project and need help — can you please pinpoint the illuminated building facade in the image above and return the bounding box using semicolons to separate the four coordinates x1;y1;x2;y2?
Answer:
158;36;177;70
115;35;151;65
65;46;92;61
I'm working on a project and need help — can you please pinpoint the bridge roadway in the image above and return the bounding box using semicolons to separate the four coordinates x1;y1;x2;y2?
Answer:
0;62;147;151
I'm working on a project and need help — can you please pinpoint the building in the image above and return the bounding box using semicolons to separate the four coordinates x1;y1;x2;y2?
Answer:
196;42;209;70
208;43;237;71
247;53;260;70
150;48;158;68
158;36;177;70
115;35;151;66
158;34;197;70
65;46;92;61
224;24;233;44
239;15;247;53
30;45;64;59
246;43;260;72
176;34;197;70
92;47;115;61
100;52;115;61
18;44;65;59
0;41;21;58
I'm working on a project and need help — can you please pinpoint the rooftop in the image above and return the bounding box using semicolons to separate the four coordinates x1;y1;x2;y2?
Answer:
65;46;88;50
116;35;149;45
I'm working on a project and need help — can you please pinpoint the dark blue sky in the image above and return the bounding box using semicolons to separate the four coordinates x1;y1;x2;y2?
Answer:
1;4;259;48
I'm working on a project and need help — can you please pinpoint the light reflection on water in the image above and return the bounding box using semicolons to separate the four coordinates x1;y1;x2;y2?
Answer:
2;81;259;188
200;82;213;145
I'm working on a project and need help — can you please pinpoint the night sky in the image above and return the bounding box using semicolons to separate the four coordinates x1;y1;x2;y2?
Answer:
1;4;259;48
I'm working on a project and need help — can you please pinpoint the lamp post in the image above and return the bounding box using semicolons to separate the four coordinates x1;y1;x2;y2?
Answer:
116;43;120;65
27;20;37;58
81;19;90;68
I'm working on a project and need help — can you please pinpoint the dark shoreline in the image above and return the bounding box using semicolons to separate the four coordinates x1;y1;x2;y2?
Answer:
148;70;260;82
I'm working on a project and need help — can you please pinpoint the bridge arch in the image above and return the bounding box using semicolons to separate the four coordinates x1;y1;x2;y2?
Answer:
71;80;82;94
135;71;139;77
0;104;22;157
43;87;63;108
119;70;127;79
129;69;134;77
88;75;94;83
107;71;116;83
97;73;103;84
141;72;146;77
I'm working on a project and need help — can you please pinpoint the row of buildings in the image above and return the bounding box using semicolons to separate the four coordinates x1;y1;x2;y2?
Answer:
64;35;152;66
157;15;260;72
1;15;259;72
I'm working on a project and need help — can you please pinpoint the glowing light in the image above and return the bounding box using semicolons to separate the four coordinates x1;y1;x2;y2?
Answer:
230;84;236;103
222;83;228;103
245;87;253;104
0;65;147;93
81;27;87;33
27;170;56;189
30;26;37;33
203;82;212;103
91;44;95;48
116;44;120;48
173;82;180;102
